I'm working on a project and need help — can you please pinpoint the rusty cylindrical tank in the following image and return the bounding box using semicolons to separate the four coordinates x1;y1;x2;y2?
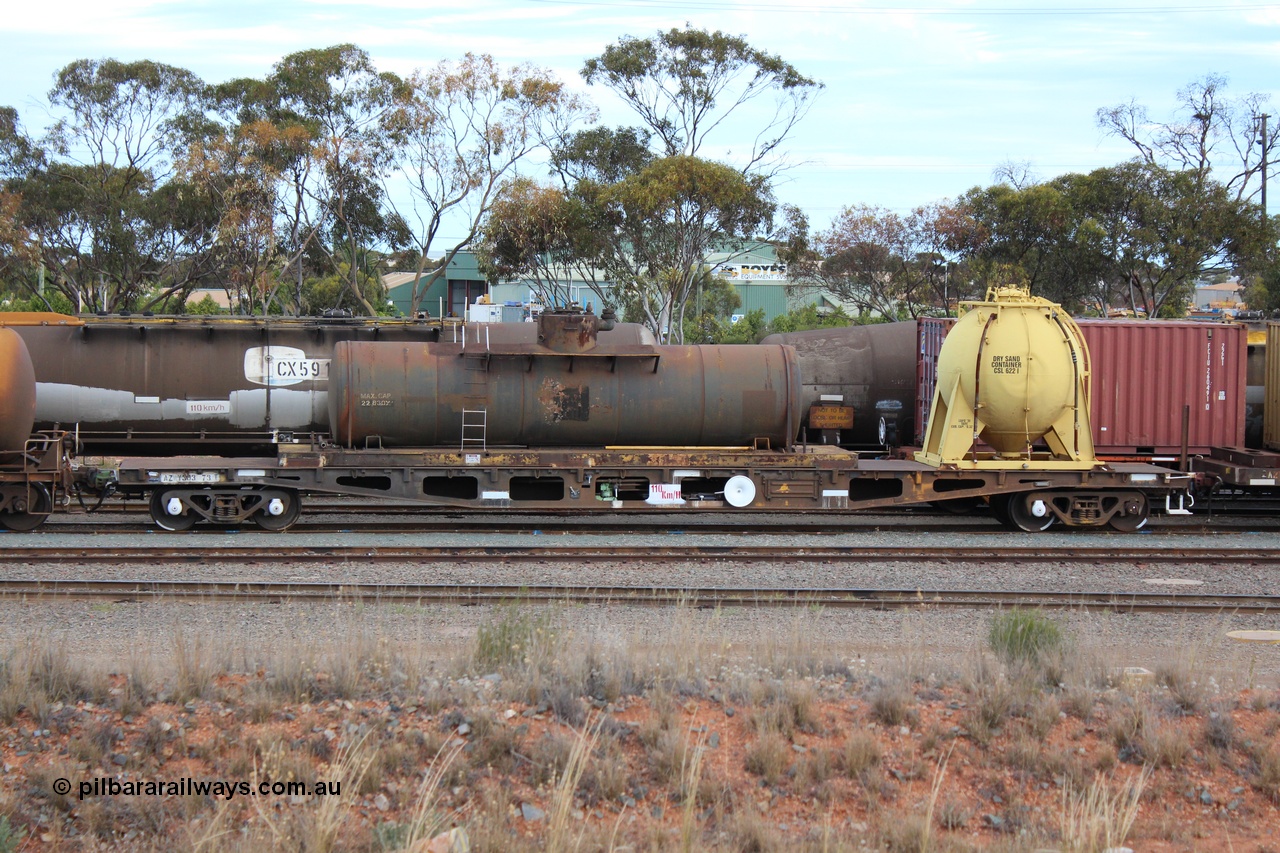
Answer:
330;317;800;449
761;322;919;447
0;327;37;453
0;312;656;452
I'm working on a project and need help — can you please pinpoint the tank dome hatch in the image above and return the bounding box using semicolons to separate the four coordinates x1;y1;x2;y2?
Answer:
914;287;1098;470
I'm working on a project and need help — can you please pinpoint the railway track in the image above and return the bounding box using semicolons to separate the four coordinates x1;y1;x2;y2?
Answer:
31;512;1280;536
34;516;1007;536
2;543;1278;566
0;578;1275;613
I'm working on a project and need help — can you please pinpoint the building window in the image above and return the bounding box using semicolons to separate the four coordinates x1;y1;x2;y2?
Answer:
449;280;487;317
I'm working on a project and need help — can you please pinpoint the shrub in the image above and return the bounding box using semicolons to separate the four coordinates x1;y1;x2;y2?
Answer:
1252;745;1280;804
965;679;1016;746
988;609;1062;666
869;681;914;727
1144;722;1192;769
1202;711;1236;752
744;733;790;786
0;816;24;853
1155;658;1207;715
473;603;557;670
840;731;882;778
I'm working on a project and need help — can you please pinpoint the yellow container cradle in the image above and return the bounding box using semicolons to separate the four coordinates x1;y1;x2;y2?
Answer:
915;287;1098;470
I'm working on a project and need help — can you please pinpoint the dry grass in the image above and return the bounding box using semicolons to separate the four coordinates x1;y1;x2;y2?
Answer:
1155;655;1210;715
744;731;791;786
545;714;601;851
0;635;103;725
0;604;1276;852
868;679;915;727
1058;767;1151;853
840;730;882;778
678;731;708;852
1250;743;1280;803
1143;720;1193;769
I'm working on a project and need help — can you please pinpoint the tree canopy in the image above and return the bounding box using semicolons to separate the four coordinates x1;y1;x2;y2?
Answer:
3;54;1276;324
581;25;822;176
0;46;589;316
479;26;819;342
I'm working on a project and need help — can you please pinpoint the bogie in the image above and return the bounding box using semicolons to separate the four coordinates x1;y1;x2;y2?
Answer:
0;483;52;532
148;487;301;531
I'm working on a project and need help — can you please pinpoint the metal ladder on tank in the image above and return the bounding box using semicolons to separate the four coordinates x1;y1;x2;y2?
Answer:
460;409;487;452
460;323;490;452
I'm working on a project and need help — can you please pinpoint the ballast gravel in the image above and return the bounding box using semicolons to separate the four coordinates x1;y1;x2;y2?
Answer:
2;514;1279;685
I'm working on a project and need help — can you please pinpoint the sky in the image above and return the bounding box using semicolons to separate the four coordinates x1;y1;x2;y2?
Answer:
4;0;1279;246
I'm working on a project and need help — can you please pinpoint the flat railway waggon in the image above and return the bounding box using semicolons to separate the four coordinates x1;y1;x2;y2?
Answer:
0;292;1193;532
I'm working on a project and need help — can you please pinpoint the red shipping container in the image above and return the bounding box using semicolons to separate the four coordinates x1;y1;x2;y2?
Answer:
917;318;1245;457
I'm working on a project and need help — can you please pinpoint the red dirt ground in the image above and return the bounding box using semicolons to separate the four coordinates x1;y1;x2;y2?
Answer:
1;674;1278;851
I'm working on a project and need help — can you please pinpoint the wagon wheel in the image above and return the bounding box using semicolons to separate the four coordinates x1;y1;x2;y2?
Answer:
988;494;1013;527
1108;493;1149;532
1005;492;1055;532
0;484;52;532
253;490;301;532
150;490;197;531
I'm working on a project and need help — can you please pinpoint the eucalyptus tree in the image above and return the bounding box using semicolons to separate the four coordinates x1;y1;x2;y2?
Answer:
952;181;1111;313
0;108;39;290
266;45;406;316
477;127;652;309
202;75;320;313
783;203;976;319
585;154;775;341
5;58;216;312
1098;74;1275;207
475;177;584;307
481;154;776;339
582;25;822;176
1065;162;1270;317
387;53;595;316
948;163;1271;317
549;28;822;340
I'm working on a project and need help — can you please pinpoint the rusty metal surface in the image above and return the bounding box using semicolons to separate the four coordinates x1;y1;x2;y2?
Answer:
329;341;801;449
106;443;1185;520
1086;320;1244;455
1;309;706;453
762;322;918;447
436;320;655;347
0;328;36;452
8;316;443;450
919;319;1246;456
537;308;601;353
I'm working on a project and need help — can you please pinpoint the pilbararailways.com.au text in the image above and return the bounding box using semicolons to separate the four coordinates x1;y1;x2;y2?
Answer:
59;777;343;801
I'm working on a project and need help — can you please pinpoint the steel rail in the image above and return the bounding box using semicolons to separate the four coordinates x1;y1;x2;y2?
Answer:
2;544;1278;565
0;579;1275;613
33;519;1010;536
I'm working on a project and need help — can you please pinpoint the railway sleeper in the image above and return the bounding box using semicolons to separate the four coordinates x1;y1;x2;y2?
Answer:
149;487;301;532
995;489;1149;532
